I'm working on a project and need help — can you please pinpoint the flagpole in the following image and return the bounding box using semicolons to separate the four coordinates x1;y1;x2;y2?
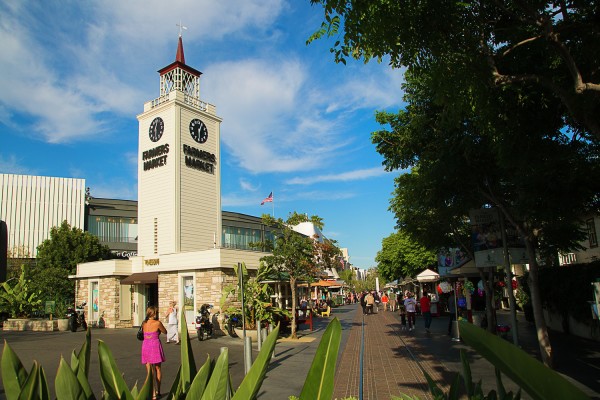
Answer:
272;191;275;218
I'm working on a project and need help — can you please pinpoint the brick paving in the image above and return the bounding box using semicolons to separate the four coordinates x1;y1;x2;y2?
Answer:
334;308;449;400
331;304;600;400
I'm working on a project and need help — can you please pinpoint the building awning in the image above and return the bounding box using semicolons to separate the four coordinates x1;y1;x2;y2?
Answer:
120;272;158;285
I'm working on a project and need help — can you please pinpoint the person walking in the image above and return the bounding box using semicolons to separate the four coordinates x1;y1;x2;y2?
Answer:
360;291;368;315
381;292;389;311
420;291;432;333
164;300;179;344
141;306;167;399
389;291;397;312
365;291;375;314
403;292;417;331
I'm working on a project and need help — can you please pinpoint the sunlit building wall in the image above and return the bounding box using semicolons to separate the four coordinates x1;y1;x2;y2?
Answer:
0;174;86;258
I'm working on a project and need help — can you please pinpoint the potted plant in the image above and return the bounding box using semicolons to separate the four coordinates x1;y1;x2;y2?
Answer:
220;262;289;338
54;300;70;331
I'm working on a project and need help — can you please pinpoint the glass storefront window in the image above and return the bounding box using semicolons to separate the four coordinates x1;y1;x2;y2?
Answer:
183;276;195;323
221;225;264;250
91;281;99;323
88;216;138;243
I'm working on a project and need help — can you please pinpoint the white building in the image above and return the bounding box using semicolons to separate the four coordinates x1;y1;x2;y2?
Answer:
0;174;86;258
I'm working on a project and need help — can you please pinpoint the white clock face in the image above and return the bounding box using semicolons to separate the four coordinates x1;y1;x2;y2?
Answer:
149;117;164;142
189;119;208;143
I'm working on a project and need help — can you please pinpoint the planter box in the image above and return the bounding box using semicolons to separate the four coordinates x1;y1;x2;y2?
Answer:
3;319;58;331
234;328;259;341
56;318;70;331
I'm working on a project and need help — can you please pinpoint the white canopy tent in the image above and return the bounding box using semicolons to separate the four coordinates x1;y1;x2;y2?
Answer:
416;268;440;282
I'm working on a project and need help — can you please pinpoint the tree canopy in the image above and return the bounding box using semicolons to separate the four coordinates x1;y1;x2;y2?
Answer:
259;213;322;339
375;230;437;281
308;0;600;141
33;220;112;303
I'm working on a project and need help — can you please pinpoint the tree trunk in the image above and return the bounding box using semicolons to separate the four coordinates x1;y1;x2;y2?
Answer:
290;276;298;339
526;239;553;368
479;268;497;334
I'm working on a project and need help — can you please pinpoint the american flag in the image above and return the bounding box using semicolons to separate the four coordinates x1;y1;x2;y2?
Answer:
261;192;273;205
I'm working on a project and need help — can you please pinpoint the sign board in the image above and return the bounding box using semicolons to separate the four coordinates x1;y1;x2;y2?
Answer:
45;301;56;314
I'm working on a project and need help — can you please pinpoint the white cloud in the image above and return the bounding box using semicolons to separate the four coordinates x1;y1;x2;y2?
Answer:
0;155;37;175
0;0;405;178
287;167;389;185
0;0;286;145
239;178;259;192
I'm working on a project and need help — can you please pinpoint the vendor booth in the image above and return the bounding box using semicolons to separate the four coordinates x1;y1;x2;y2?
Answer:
416;268;440;316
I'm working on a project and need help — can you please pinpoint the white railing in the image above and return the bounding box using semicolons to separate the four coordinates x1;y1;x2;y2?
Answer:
150;94;209;113
559;252;577;265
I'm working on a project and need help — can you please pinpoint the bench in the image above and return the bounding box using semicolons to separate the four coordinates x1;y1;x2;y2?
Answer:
296;309;313;331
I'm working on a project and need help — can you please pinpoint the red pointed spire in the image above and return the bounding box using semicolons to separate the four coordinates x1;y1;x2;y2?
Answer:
176;36;185;64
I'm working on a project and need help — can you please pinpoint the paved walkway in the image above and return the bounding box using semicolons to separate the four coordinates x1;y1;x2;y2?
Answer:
330;304;600;400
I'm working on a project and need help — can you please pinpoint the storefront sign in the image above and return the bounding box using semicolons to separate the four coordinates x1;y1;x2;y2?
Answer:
144;258;160;266
112;251;137;259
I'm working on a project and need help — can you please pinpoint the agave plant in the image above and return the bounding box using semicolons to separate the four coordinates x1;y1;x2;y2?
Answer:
1;311;283;400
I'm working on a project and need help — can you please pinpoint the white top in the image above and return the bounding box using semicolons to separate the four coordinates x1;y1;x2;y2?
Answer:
404;298;417;312
168;307;178;325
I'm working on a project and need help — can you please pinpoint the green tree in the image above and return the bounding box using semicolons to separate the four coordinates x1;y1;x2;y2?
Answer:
258;213;321;339
374;67;599;365
33;220;112;304
375;230;437;281
307;2;600;366
308;0;600;142
313;237;343;274
354;268;381;293
337;269;356;291
0;265;43;318
6;245;34;282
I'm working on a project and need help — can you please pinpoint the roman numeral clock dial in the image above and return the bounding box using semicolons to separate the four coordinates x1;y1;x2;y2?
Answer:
189;118;208;143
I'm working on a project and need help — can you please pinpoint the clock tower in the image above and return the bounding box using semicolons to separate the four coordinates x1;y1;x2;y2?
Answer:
137;36;222;257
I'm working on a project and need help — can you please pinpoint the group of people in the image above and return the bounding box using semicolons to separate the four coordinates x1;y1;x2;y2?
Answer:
358;289;437;333
398;291;433;332
139;300;180;400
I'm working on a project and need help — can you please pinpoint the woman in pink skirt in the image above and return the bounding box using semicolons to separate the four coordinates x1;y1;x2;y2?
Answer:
141;306;167;399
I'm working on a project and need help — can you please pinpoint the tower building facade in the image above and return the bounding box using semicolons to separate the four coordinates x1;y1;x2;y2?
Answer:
72;36;267;328
137;36;222;257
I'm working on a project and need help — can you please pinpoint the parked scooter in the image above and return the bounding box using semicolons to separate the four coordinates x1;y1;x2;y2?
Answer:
222;312;243;337
195;303;214;341
67;302;88;332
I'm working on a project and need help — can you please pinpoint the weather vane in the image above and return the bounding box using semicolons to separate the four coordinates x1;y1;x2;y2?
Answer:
177;21;187;37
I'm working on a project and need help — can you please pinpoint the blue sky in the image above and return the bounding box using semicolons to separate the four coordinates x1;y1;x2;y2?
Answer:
0;0;407;270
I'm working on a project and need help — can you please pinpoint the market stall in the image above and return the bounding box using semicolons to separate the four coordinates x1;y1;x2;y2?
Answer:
416;268;440;316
